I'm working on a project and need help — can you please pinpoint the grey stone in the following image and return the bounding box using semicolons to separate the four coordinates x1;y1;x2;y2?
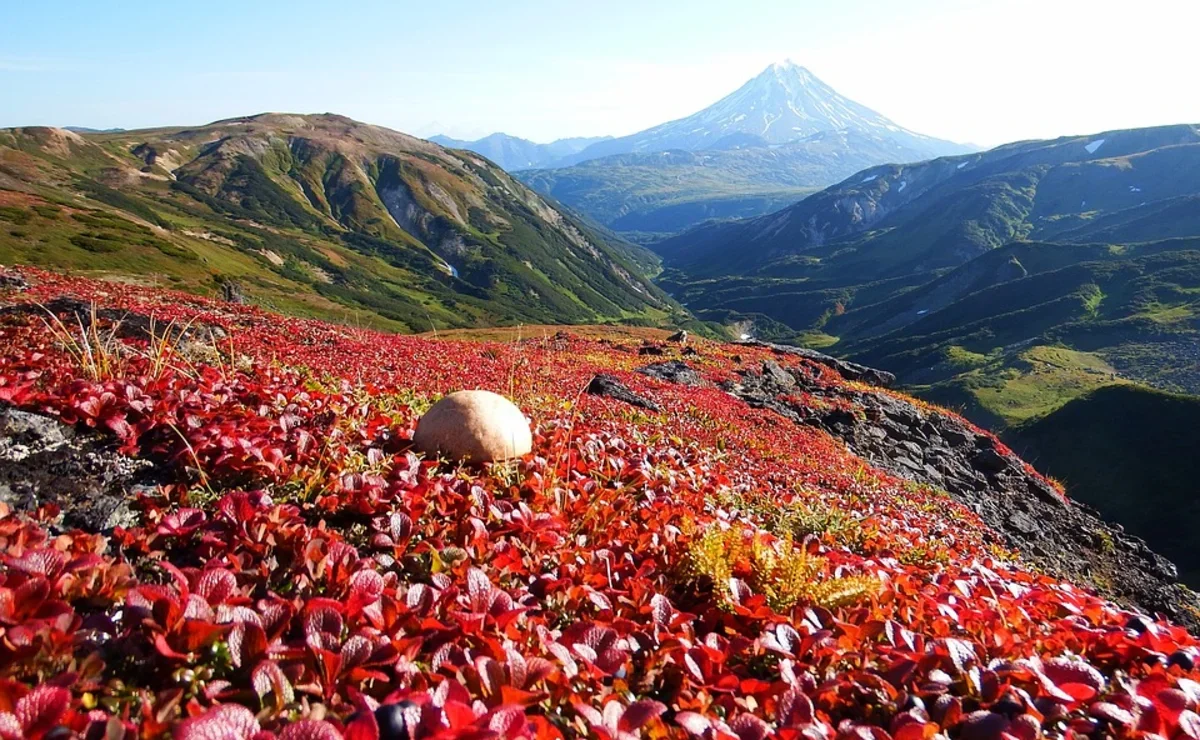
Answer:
586;374;660;412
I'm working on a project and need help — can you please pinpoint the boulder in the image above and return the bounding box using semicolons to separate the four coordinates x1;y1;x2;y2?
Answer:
414;390;532;463
586;374;660;412
637;361;705;387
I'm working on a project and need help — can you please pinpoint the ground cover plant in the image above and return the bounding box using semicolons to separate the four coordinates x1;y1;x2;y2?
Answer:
0;267;1198;740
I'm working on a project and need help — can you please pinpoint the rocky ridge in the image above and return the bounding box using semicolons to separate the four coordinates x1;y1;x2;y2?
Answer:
625;344;1200;629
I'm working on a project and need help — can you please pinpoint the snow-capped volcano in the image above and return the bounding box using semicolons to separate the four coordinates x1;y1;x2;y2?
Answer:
558;60;968;165
682;60;921;145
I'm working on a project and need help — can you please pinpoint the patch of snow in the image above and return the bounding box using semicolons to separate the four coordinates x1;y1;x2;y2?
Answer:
917;309;928;315
1084;139;1106;154
1081;200;1087;209
957;161;969;169
739;333;752;340
1129;185;1142;193
258;249;284;267
897;180;907;192
861;175;878;183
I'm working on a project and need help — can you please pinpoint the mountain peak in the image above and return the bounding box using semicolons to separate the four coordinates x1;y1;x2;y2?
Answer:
766;58;812;76
550;64;970;166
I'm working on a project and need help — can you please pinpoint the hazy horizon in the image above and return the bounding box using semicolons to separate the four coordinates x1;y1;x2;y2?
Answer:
5;0;1200;148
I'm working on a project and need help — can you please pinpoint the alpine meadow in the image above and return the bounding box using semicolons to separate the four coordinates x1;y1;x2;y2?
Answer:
4;2;1200;739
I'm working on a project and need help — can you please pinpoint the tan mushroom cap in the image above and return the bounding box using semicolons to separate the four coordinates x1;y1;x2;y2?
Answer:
413;390;532;463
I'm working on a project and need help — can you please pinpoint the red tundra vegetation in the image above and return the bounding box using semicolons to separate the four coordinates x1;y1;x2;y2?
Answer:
0;267;1197;740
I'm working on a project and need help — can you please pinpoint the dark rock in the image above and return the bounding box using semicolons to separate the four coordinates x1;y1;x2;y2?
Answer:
636;361;705;387
761;361;796;391
221;279;247;304
739;340;896;387
375;701;418;740
636;344;665;356
2;297;228;347
682;346;699;356
585;374;660;412
942;427;974;447
1168;650;1196;671
0;408;160;532
666;330;689;343
1007;511;1040;536
1125;615;1151;634
0;271;28;291
973;448;1011;474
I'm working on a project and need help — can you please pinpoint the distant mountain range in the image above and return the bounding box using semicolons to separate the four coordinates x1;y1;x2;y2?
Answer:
0;114;682;332
655;122;1200;418
517;128;962;235
429;132;611;171
656;124;1200;278
63;126;126;134
445;61;975;236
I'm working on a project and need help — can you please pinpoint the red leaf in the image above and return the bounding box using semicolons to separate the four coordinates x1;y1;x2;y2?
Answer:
1180;711;1200;740
15;686;69;738
228;622;268;668
343;709;379;740
252;660;295;707
196;569;238;605
175;704;261;740
620;700;666;732
279;719;344;740
0;713;20;740
467;568;492;612
677;712;713;735
650;594;673;625
729;714;770;740
500;685;546;707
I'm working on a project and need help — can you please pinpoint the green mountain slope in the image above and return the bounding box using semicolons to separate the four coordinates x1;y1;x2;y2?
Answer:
655;124;1200;278
655;124;1200;521
1009;385;1200;584
0;114;681;332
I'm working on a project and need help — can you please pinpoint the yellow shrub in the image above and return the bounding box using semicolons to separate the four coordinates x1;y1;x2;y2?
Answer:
689;526;879;612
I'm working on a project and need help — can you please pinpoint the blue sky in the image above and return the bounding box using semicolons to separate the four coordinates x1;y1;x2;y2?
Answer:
3;0;1199;147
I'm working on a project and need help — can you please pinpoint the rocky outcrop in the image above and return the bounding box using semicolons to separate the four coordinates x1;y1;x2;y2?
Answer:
0;408;157;532
692;357;1197;629
739;340;895;387
636;361;706;387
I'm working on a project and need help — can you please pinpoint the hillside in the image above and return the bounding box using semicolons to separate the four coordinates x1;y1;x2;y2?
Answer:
1011;384;1200;584
0;114;683;333
654;126;1200;417
516;63;973;236
3;266;1200;739
655;124;1200;278
655;124;1200;587
428;132;611;171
